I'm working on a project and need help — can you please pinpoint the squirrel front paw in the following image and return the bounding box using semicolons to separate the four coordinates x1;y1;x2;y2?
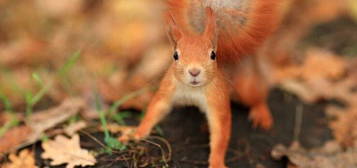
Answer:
249;103;273;130
117;127;150;143
117;127;136;143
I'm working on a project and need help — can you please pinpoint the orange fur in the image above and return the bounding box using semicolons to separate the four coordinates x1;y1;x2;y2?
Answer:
166;0;281;63
119;0;281;167
233;57;273;129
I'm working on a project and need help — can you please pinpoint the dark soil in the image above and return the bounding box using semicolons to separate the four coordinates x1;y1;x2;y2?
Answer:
155;88;332;168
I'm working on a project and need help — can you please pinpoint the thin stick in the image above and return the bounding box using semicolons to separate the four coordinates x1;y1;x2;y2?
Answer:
79;130;107;148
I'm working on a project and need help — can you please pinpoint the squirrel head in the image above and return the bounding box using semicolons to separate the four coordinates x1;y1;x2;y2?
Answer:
167;7;218;87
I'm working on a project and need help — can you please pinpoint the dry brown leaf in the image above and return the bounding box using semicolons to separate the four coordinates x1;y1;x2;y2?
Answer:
0;126;32;154
301;49;346;80
0;98;84;154
26;98;85;144
272;141;357;168
3;149;37;168
274;49;346;82
41;134;96;168
327;104;357;147
64;121;87;136
276;49;356;103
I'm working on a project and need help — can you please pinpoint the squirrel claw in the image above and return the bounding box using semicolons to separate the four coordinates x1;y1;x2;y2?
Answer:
117;127;139;143
118;135;130;144
117;127;148;143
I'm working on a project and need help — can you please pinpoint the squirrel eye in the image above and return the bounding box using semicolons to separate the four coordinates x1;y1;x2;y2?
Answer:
210;51;216;60
173;51;179;61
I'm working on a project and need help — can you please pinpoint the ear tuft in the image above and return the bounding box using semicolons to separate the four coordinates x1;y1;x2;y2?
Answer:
203;7;217;45
165;12;183;47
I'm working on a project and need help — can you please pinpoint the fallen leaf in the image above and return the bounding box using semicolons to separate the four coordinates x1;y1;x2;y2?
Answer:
3;149;37;168
64;121;87;136
0;126;32;154
276;49;356;104
41;134;96;168
327;104;357;147
301;49;346;80
274;48;346;82
272;141;357;168
0;98;84;154
27;97;85;145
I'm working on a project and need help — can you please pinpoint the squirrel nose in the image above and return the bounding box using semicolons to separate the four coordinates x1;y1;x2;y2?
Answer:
189;68;201;77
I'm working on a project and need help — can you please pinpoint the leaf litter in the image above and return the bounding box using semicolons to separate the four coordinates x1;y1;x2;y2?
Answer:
0;98;85;154
272;141;357;168
3;149;37;168
0;0;356;167
41;134;96;168
271;48;357;168
64;121;87;136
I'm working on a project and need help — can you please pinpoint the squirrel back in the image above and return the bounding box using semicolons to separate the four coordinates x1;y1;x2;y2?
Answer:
167;0;281;64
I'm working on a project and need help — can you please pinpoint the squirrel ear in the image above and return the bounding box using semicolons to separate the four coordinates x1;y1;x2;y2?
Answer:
165;13;183;47
203;7;217;46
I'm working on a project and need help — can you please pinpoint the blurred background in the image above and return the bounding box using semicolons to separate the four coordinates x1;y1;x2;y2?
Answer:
0;0;357;167
0;0;172;110
0;0;356;110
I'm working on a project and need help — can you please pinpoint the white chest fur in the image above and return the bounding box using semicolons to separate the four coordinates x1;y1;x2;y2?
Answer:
172;83;208;112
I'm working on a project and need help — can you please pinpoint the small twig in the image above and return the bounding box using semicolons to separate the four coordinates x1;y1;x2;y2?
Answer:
142;136;171;166
148;136;172;162
79;130;107;148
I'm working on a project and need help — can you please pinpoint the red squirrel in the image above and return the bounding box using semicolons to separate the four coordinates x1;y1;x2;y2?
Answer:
119;0;280;167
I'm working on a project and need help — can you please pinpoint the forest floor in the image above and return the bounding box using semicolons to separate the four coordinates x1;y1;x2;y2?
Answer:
1;2;357;168
32;17;357;168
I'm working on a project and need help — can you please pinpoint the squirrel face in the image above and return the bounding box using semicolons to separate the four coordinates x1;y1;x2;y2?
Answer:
172;35;217;87
167;8;217;87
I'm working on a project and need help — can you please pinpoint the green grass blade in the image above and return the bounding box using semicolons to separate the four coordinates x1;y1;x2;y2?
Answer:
0;116;19;137
112;111;132;125
58;50;81;77
0;92;12;112
95;94;126;152
32;72;44;87
108;87;149;116
30;85;49;106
